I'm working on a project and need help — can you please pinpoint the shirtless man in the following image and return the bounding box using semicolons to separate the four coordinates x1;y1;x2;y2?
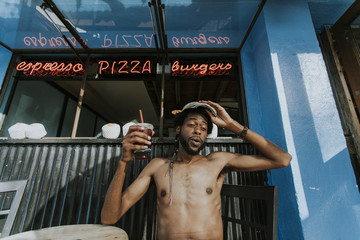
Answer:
101;100;291;240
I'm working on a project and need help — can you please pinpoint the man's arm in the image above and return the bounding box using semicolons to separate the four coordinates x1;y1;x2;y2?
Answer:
101;125;154;225
201;100;292;171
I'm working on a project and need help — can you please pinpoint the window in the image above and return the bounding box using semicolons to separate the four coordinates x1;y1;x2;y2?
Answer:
0;81;64;137
1;55;246;138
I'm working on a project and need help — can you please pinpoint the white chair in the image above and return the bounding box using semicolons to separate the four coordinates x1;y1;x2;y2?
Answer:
0;180;27;238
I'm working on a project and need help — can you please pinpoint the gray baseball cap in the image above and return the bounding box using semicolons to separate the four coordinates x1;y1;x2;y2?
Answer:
182;102;217;116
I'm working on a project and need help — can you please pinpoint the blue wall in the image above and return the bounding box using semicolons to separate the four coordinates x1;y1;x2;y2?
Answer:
0;47;11;89
241;0;360;239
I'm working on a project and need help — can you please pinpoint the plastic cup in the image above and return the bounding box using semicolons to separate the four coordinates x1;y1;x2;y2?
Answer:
134;123;154;161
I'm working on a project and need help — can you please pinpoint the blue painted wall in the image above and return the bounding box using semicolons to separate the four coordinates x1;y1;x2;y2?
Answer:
241;12;304;240
241;0;360;239
0;47;11;89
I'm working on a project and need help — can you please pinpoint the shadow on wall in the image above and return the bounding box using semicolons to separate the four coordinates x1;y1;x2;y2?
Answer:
273;50;359;239
241;9;360;240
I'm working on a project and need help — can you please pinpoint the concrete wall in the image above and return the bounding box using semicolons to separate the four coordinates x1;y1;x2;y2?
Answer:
241;0;360;239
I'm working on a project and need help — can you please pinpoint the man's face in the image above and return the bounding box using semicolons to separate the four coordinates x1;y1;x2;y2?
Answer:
177;113;208;155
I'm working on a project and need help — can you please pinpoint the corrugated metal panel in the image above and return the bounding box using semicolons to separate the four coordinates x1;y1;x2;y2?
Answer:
221;184;278;240
0;139;267;239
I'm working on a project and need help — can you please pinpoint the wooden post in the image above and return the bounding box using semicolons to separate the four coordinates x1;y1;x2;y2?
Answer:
71;55;90;138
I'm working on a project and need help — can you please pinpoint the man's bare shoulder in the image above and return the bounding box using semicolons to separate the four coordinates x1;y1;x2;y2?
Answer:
207;151;237;162
150;157;171;164
145;157;170;171
137;157;168;175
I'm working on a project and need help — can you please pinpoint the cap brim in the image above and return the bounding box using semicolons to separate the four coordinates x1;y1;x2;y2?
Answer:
182;102;217;116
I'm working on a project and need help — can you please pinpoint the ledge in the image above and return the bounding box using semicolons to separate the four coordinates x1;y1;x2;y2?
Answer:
0;137;246;145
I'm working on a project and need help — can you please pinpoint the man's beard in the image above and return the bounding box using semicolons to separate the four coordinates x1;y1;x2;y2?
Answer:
178;131;206;155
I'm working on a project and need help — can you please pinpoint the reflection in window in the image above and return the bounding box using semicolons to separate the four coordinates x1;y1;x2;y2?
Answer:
350;15;360;55
0;81;64;137
0;81;109;138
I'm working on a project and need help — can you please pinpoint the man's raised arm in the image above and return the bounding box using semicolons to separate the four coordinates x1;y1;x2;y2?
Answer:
201;100;292;171
101;125;154;225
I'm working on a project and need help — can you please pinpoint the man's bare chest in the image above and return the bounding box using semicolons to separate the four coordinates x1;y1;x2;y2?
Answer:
153;162;223;203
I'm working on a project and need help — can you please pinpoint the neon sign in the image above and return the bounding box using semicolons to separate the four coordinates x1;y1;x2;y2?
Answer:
16;61;84;77
16;59;232;77
23;33;85;48
102;34;153;48
22;33;231;48
98;60;152;74
171;33;230;48
15;60;153;77
171;60;232;76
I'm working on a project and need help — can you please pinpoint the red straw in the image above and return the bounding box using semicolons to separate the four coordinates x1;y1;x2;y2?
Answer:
139;109;144;123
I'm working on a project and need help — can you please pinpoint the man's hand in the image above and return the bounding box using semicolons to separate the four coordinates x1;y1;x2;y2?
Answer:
200;100;291;171
199;100;236;129
121;125;154;162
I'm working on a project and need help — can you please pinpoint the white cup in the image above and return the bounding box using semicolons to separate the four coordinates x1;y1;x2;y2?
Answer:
102;123;121;139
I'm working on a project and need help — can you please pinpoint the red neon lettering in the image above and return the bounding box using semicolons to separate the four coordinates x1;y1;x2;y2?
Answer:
180;37;196;45
199;64;208;75
73;63;83;72
209;63;218;71
133;35;142;47
54;37;64;46
22;62;33;72
98;61;109;74
172;37;180;47
171;61;180;71
208;36;219;44
63;63;73;72
224;63;232;70
142;60;151;73
144;34;153;47
38;33;47;47
193;64;200;71
111;61;116;74
118;61;128;74
16;61;84;76
50;62;59;71
131;61;140;73
59;38;69;47
121;35;131;47
48;38;56;47
171;61;232;76
30;62;43;75
171;33;230;48
180;64;194;72
16;61;27;71
24;37;32;46
36;68;46;77
56;63;65;71
102;34;112;48
43;62;52;71
23;34;81;48
22;33;155;48
51;37;60;47
197;33;207;45
97;60;152;74
218;37;230;45
68;38;77;47
24;37;37;46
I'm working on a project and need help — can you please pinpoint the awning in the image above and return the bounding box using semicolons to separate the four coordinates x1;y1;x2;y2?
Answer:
0;0;264;53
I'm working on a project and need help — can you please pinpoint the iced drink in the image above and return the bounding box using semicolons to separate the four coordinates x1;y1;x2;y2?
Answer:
134;123;154;161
